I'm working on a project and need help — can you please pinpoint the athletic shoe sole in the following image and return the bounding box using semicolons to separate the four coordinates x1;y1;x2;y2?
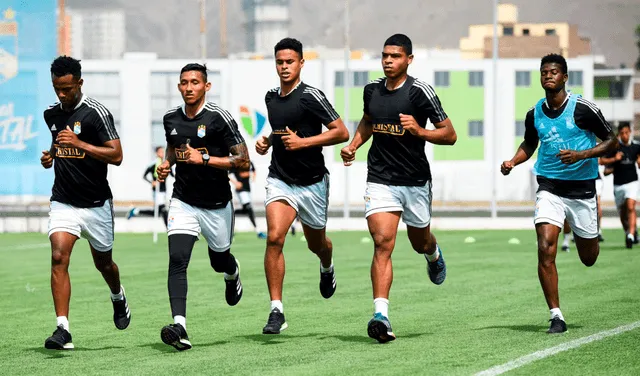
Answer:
160;326;192;351
367;320;396;343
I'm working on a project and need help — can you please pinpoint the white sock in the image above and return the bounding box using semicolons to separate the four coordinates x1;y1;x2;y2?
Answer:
373;297;389;318
110;286;124;301
320;259;333;273
270;300;284;313
56;316;69;332
562;235;570;247
550;308;564;321
424;244;440;262
174;315;186;329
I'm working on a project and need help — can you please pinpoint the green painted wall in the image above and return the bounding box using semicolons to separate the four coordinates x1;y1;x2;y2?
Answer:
333;70;486;162
434;71;484;161
333;71;384;162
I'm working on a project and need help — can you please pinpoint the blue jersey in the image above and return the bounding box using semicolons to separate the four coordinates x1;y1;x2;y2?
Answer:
532;94;598;181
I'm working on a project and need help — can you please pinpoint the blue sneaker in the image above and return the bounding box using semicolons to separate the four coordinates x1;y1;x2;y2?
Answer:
427;247;447;285
126;207;137;220
367;312;396;343
257;232;267;240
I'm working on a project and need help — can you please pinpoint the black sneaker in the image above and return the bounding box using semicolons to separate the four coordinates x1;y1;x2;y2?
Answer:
319;267;337;299
561;244;570;253
547;317;567;334
44;325;74;350
427;248;447;285
262;308;288;334
626;234;633;249
112;286;131;330
160;323;192;351
225;260;243;306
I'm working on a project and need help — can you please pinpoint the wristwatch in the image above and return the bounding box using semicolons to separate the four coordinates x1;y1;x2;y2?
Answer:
202;153;210;166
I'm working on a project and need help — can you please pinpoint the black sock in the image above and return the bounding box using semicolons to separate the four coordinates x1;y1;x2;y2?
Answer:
208;248;237;275
168;234;197;317
160;205;168;227
243;203;257;228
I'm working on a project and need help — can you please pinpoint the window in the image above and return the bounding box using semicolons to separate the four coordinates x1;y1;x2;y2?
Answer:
469;71;484;87
610;80;624;98
515;71;531;87
434;71;449;87
150;71;222;151
353;71;369;86
81;72;121;133
515;121;526;137
545;29;556;35
468;121;484;137
568;70;583;86
503;26;514;36
334;71;344;86
334;71;369;87
522;28;530;36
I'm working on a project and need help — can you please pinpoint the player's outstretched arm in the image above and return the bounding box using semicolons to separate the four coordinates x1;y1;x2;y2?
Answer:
341;114;373;166
401;115;457;145
281;118;349;151
56;126;123;165
501;141;537;175
557;130;618;165
156;144;174;182
185;142;250;171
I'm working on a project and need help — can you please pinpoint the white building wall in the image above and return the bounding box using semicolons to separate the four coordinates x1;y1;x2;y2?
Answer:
68;54;630;207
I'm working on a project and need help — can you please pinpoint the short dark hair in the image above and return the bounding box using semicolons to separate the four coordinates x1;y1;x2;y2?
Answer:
51;56;82;80
155;146;164;152
540;53;567;74
618;123;630;132
384;34;413;55
274;38;303;59
180;63;208;82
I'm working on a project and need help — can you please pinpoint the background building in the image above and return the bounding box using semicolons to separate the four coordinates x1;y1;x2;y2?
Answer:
460;4;591;59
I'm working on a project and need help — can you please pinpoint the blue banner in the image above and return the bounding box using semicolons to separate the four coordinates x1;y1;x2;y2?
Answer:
0;0;57;196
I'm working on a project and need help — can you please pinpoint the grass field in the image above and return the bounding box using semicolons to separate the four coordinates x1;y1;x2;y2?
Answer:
0;229;638;376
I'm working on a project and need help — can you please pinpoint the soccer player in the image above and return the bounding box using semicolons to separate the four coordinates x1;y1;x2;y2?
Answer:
127;146;173;228
340;34;455;343
255;38;349;334
501;54;617;334
229;161;267;239
599;123;640;248
155;63;249;350
41;56;130;350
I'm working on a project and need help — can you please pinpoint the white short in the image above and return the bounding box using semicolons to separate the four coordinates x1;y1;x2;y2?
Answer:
364;181;433;228
534;190;598;239
595;179;604;197
237;191;251;206
167;198;234;252
48;200;114;252
614;181;638;208
265;175;329;230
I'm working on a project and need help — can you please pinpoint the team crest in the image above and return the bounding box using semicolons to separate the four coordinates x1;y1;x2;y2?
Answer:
73;121;81;135
197;124;206;138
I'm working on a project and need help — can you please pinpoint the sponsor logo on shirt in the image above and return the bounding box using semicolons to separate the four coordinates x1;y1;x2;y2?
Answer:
54;143;85;158
373;123;405;136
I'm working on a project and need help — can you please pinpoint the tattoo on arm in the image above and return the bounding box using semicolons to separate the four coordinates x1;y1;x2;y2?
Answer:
229;142;250;170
